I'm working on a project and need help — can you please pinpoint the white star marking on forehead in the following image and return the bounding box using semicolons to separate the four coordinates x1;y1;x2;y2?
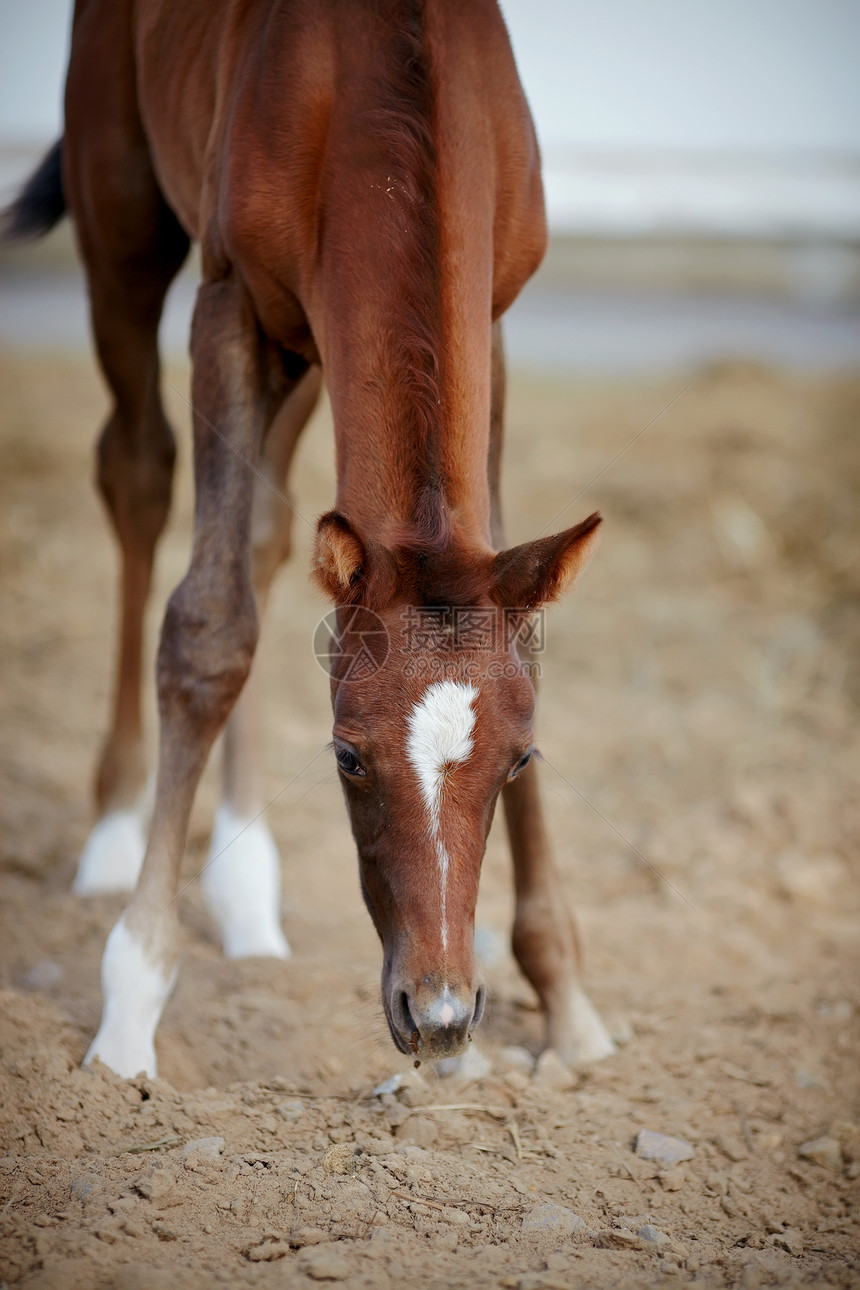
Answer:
406;680;478;828
406;680;478;953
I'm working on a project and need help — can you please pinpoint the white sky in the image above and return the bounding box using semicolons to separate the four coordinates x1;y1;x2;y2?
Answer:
0;0;858;155
501;0;860;154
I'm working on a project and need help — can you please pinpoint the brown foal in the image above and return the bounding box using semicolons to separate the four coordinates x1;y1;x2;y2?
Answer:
5;0;614;1076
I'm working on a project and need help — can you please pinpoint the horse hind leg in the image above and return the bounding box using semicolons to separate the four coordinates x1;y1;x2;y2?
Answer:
72;205;189;894
202;364;322;959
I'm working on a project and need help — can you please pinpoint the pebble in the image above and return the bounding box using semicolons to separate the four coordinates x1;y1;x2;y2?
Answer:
247;1240;290;1262
322;1143;356;1175
70;1175;99;1201
433;1229;459;1252
833;1120;860;1164
774;1229;804;1257
181;1137;226;1171
594;1228;642;1249
371;1068;428;1099
659;1166;687;1192
797;1136;843;1170
107;1198;138;1216
502;1070;531;1094
441;1206;471;1227
521;1203;587;1237
133;1167;178;1206
289;1227;327;1248
300;1247;351;1281
637;1223;670;1246
22;958;63;990
372;1072;406;1097
634;1131;695;1166
714;1133;748;1163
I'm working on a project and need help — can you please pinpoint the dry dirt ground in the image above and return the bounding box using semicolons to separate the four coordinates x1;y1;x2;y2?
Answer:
0;352;858;1289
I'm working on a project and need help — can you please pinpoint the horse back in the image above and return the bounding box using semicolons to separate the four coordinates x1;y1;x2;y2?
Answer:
69;0;546;347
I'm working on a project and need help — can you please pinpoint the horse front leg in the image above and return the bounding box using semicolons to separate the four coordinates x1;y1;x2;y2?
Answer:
85;278;274;1078
502;762;615;1063
488;322;613;1064
202;365;322;959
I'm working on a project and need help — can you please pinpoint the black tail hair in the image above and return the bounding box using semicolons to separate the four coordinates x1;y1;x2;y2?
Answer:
2;138;66;242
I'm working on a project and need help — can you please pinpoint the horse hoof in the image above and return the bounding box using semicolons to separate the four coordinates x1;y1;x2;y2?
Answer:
84;1035;157;1081
556;989;618;1065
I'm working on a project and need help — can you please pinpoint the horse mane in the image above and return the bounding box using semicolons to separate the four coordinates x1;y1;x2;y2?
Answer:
388;521;493;608
365;0;447;540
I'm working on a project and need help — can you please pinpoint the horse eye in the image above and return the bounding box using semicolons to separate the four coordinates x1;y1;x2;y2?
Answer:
509;749;533;780
335;746;366;778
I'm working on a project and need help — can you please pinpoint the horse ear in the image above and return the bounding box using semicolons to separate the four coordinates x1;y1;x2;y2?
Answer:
491;512;602;609
312;511;367;601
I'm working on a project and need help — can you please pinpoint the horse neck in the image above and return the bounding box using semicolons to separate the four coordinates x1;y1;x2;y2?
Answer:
311;10;496;552
324;298;494;553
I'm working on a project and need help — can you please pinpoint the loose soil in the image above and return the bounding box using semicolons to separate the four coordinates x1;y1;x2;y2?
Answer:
1;353;858;1289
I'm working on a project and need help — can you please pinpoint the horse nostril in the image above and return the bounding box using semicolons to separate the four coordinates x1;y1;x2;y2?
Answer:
471;985;486;1031
398;991;418;1043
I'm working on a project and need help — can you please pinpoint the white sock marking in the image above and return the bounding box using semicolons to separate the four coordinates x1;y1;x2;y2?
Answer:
406;680;478;951
84;915;176;1078
201;805;290;960
73;783;153;895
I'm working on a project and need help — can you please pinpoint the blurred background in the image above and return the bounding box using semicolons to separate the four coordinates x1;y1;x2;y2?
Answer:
1;0;859;366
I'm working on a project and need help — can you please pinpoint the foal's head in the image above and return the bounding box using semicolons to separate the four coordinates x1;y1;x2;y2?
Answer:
313;510;601;1060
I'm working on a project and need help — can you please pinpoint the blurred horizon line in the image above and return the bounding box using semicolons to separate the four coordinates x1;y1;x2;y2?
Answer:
3;143;858;243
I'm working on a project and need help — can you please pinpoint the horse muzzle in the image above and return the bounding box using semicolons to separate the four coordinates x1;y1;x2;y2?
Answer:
385;978;486;1060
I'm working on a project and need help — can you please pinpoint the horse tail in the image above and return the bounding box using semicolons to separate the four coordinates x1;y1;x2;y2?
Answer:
2;138;66;242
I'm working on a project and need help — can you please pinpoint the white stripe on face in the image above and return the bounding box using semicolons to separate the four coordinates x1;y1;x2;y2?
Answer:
406;680;478;950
